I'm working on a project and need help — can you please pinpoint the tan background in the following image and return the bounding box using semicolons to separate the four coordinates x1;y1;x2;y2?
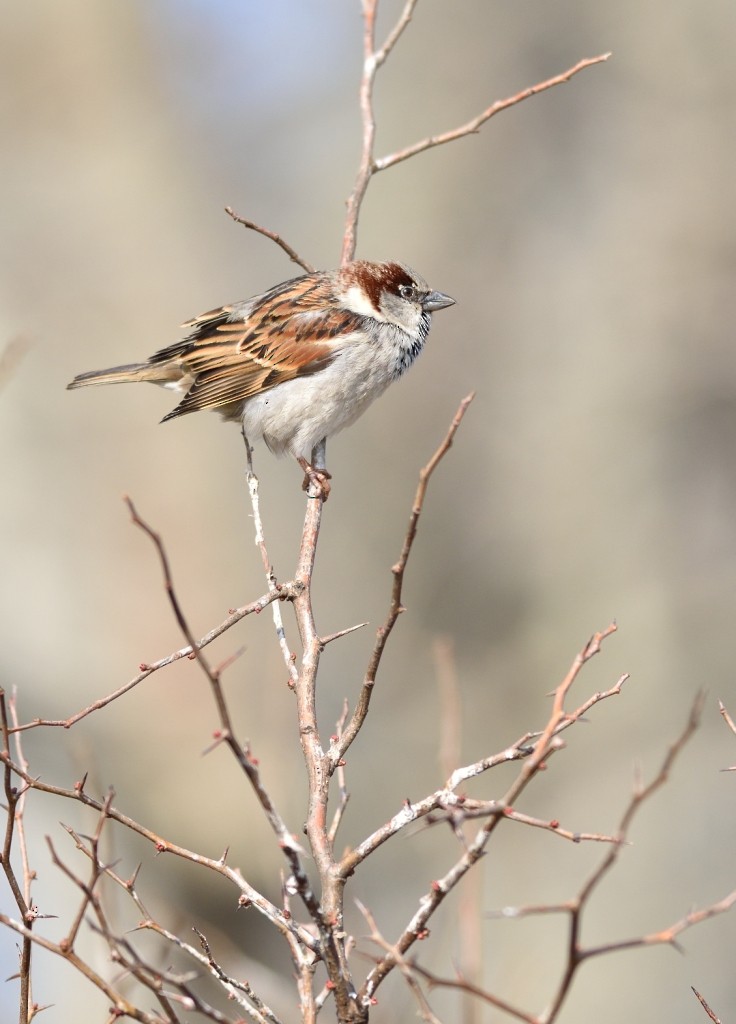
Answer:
2;1;736;1020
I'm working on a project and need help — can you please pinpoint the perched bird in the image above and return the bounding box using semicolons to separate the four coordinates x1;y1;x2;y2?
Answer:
68;259;455;497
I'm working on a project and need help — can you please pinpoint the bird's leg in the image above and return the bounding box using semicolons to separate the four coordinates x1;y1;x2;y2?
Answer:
298;439;331;500
241;426;255;474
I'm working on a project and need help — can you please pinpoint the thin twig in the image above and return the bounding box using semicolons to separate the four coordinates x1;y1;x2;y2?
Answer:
124;496;320;923
384;695;733;1024
374;53;612;171
72;834;297;1024
225;206;314;273
412;962;536;1024
718;701;736;770
243;430;300;686
12;588;284;733
541;692;709;1022
357;898;443;1024
359;627;622;1003
341;0;379;264
193;925;285;1024
335;393;475;763
581;890;736;960
719;700;736;736
342;23;609;261
340;670;627;879
692;987;722;1024
0;752;316;953
0;690;34;1020
500;624;620;808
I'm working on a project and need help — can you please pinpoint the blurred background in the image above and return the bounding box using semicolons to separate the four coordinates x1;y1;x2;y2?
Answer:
2;1;736;1020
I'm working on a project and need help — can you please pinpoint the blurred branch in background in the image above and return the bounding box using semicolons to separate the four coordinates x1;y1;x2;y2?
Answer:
0;337;30;396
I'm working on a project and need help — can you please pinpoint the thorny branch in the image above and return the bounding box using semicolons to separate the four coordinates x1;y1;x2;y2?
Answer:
339;639;625;881
124;497;323;928
0;756;315;940
0;692;35;1021
357;626;625;1004
69;822;288;1024
11;587;284;733
5;6;730;1024
399;693;736;1024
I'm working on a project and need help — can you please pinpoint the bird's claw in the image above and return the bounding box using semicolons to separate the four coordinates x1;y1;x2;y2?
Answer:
297;458;332;501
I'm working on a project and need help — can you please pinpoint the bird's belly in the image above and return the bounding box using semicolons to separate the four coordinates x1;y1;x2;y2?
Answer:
240;344;395;460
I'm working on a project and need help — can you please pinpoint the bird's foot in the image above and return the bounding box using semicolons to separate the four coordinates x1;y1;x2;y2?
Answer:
297;457;332;501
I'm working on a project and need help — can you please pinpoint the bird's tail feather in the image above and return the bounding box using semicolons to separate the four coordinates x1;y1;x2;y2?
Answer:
67;363;160;390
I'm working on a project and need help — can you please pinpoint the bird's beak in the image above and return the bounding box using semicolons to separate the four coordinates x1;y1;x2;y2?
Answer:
422;290;456;312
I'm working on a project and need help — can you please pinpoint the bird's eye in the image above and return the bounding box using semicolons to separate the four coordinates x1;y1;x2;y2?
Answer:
398;284;417;301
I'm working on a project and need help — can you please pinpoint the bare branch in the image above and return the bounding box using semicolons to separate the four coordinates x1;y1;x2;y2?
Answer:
373;0;421;68
446;672;628;793
499;624;620;810
404;705;735;1024
342;29;610;261
719;700;736;736
12;588;283;733
581;890;736;961
243;430;300;686
0;690;34;1020
575;690;705;912
0;752;316;953
718;700;736;770
0;909;163;1024
286;442;366;1021
341;0;424;261
412;962;536;1024
356;898;442;1024
124;497;322;925
225;206;315;273
374;53;612;172
192;925;285;1024
341;0;379;264
358;626;622;1003
540;692;710;1022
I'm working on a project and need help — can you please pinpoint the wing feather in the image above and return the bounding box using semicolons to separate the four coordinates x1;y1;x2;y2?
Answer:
152;273;366;421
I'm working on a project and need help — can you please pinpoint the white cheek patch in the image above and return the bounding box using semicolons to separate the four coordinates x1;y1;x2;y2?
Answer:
342;285;379;318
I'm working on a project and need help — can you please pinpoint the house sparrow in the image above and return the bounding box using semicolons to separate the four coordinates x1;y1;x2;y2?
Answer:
67;259;455;497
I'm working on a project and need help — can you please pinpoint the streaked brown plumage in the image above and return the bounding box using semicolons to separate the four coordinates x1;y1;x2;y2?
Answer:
68;260;455;495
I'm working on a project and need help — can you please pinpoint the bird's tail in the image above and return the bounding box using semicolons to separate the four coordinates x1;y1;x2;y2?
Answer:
67;363;162;390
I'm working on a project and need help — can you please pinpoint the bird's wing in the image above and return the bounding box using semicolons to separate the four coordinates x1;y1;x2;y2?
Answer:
154;275;365;420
